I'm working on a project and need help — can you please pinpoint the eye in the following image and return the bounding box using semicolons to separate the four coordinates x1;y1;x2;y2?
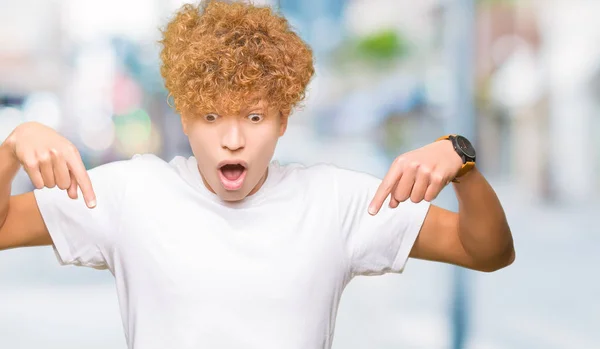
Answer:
204;113;219;122
247;113;264;123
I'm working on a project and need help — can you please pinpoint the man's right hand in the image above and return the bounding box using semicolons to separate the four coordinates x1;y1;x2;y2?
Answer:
5;122;96;208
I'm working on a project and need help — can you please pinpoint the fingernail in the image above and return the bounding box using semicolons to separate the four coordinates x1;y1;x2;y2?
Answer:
88;199;96;208
368;206;376;215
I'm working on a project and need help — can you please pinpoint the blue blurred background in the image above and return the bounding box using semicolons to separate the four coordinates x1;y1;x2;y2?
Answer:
1;0;599;348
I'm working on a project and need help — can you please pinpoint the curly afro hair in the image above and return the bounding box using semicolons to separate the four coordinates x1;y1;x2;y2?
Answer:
159;0;315;118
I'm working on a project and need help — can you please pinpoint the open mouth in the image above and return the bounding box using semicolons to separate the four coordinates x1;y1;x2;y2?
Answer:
218;162;247;191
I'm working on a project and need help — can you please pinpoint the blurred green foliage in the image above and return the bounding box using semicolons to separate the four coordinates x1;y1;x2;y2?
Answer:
331;28;411;71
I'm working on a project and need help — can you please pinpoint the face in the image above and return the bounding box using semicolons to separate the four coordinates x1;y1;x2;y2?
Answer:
182;100;288;202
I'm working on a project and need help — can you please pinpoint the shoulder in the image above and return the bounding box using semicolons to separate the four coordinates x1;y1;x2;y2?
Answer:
84;153;182;193
87;153;169;176
273;161;381;192
300;162;379;184
130;153;172;170
273;162;335;184
119;153;181;180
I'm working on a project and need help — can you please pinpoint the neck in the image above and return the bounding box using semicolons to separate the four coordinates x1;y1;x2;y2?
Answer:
248;168;269;196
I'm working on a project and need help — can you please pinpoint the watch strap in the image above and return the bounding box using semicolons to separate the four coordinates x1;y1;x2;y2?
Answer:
436;134;475;182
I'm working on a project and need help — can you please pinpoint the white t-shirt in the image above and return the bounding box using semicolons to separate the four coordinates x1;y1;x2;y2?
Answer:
33;154;430;349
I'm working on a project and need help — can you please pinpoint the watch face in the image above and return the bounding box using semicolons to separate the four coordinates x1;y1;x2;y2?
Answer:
456;135;476;159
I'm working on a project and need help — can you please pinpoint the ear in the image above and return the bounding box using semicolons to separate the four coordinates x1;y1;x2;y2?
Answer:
279;112;289;137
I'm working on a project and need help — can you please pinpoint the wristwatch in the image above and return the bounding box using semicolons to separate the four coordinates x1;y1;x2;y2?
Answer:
437;134;476;182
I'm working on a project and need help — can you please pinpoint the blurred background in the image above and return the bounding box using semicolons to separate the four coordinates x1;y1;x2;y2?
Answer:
1;0;599;348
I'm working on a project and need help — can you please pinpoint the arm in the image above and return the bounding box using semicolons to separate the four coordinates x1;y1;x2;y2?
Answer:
0;140;21;229
0;141;51;249
369;138;514;273
0;122;96;251
410;168;514;272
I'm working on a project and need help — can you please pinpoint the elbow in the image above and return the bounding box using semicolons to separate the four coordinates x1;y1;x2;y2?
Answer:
477;243;515;273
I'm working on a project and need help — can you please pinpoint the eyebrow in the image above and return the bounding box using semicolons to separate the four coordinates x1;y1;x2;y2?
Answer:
243;105;266;113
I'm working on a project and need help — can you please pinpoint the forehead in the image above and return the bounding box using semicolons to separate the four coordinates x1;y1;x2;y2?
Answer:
212;97;273;115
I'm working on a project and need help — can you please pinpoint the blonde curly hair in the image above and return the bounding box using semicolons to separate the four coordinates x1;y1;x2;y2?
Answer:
159;0;315;118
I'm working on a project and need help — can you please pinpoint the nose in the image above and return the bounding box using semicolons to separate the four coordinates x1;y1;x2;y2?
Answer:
221;119;245;151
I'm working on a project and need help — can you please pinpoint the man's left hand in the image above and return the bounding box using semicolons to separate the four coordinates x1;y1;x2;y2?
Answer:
368;140;464;215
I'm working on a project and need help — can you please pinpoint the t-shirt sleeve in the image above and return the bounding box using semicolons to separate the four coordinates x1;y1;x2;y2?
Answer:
333;167;431;276
33;159;132;269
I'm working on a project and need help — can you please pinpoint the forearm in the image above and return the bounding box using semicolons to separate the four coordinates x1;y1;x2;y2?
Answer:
0;140;21;228
453;167;514;269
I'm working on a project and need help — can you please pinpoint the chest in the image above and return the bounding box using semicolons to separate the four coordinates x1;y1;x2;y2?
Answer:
115;194;349;309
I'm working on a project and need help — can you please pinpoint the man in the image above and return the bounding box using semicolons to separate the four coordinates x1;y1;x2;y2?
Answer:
0;1;514;348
